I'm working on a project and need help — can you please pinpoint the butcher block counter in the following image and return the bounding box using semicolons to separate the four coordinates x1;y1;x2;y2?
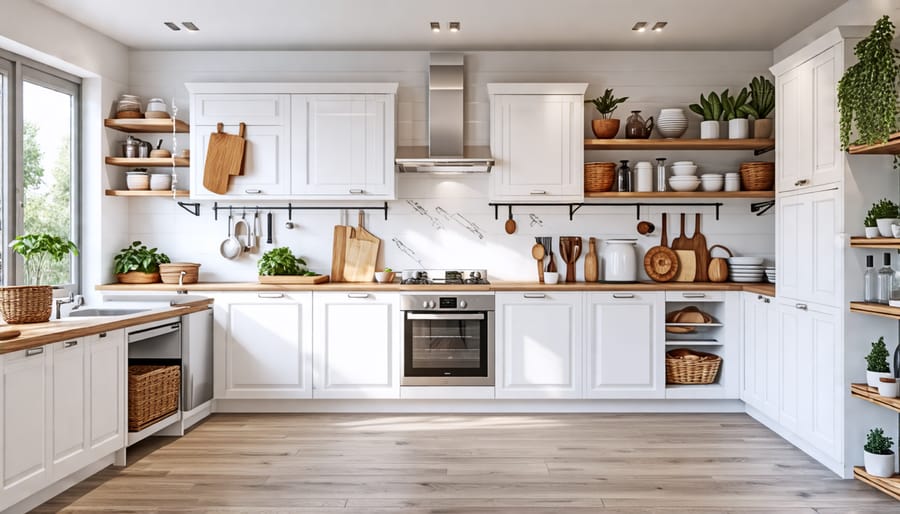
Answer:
0;297;212;355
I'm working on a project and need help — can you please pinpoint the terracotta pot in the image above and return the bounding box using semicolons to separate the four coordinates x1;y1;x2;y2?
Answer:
116;271;161;284
591;119;620;139
754;118;773;139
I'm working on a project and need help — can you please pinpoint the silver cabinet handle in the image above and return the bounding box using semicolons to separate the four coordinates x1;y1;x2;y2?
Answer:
349;189;365;195
523;293;546;299
795;303;808;310
682;293;705;298
244;189;262;194
529;190;547;195
347;293;370;299
764;298;770;304
64;340;78;348
26;347;44;356
794;179;809;186
258;293;284;299
612;293;635;299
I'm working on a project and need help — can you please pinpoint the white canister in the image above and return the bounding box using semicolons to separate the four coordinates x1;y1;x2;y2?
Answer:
725;172;741;192
635;161;653;192
603;239;638;282
146;97;167;113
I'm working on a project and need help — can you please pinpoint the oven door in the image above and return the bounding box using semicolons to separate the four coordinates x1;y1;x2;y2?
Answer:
402;311;493;386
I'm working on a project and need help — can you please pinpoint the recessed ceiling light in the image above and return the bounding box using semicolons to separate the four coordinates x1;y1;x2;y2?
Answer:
632;22;647;32
652;22;667;32
182;22;199;31
449;22;460;33
164;22;180;31
430;22;441;33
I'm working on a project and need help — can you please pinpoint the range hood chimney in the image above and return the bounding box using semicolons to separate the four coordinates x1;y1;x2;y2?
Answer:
395;54;494;173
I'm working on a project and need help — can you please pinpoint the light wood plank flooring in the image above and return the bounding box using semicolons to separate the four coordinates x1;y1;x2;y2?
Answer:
35;413;896;513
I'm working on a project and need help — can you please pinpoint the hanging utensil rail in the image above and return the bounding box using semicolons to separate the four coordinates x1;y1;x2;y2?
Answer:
176;201;389;220
489;202;725;221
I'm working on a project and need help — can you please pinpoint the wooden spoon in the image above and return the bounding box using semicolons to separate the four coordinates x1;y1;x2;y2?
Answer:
505;213;517;234
531;243;545;283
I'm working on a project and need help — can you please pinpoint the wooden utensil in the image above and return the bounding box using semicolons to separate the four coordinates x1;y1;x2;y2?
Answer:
637;221;655;235
674;250;697;282
584;237;599;282
531;242;545;283
672;213;692;251
331;225;355;282
692;213;710;282
505;212;516;234
0;328;21;340
643;213;679;282
708;244;733;283
202;122;246;194
559;236;582;283
343;211;381;282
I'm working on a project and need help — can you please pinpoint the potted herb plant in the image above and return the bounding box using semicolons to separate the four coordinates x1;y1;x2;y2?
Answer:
866;198;900;237
257;247;324;284
741;76;775;138
585;89;629;139
113;241;170;284
866;336;893;387
864;212;880;239
863;427;895;478
688;91;723;139
721;87;750;139
1;233;79;323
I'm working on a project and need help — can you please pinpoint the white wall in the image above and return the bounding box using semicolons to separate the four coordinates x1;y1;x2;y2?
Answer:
123;50;775;282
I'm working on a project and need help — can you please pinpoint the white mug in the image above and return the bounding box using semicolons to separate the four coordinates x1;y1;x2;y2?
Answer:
543;272;560;285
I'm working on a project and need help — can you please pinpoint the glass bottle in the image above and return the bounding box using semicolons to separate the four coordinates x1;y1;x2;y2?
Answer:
893;252;900;301
864;255;877;303
656;157;667;192
617;160;632;192
877;252;893;304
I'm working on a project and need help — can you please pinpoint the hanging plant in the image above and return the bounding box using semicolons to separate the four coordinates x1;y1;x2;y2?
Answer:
837;15;900;151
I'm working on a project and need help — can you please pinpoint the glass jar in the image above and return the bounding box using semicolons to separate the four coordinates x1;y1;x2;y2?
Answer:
617;160;633;192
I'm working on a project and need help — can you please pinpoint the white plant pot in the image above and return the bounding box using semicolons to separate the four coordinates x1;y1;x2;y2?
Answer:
864;450;895;478
700;120;720;139
876;218;900;237
728;118;750;139
878;380;899;398
867;370;893;387
865;227;881;238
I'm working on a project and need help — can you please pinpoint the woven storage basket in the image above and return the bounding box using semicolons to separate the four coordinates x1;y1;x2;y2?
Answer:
128;365;180;432
584;162;616;192
665;348;722;385
159;262;201;284
739;162;775;191
0;285;53;324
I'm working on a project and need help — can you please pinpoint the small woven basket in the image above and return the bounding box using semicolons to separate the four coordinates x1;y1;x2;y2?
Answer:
0;285;53;324
159;263;201;284
584;162;616;192
665;348;722;384
128;365;180;432
739;162;775;191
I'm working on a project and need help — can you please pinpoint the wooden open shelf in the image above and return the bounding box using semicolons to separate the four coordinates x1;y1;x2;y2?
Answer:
849;301;900;320
105;157;189;168
585;191;774;199
848;132;900;155
851;383;900;414
105;189;189;197
850;237;900;249
104;118;189;133
854;466;900;500
584;138;775;152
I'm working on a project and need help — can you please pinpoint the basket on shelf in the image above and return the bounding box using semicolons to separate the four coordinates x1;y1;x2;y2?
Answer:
584;162;617;192
159;262;201;285
0;285;53;324
665;348;722;385
739;161;775;191
128;365;180;432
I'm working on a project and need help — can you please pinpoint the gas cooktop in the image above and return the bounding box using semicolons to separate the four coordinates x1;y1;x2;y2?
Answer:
400;269;489;285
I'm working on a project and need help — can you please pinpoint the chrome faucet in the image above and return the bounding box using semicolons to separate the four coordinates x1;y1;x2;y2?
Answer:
55;293;84;319
176;271;188;294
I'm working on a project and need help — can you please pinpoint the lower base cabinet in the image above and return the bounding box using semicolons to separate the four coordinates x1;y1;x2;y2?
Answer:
741;293;780;420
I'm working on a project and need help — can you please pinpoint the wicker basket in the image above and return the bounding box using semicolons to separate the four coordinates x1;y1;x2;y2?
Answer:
0;285;53;324
665;348;722;385
128;365;180;432
159;262;201;284
739;162;775;191
584;162;617;192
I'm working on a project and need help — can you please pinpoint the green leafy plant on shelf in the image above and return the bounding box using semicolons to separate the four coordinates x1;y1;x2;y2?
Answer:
721;88;750;120
113;241;170;274
689;91;724;121
9;233;79;285
741;76;775;119
584;89;629;119
866;198;900;227
258;247;318;276
866;336;891;373
865;428;894;455
837;15;899;151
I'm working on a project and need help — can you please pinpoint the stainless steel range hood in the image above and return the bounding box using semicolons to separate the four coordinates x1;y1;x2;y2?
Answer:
395;54;494;173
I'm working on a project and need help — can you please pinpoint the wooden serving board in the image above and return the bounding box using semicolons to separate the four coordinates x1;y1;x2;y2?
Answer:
258;275;330;285
202;122;246;194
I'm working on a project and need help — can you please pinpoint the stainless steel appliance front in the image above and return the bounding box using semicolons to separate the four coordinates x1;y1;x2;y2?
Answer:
400;293;494;386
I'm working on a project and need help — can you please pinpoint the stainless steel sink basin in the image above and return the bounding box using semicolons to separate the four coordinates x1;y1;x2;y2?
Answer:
66;308;150;317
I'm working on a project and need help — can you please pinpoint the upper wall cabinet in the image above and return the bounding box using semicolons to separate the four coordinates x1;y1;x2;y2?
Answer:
186;83;397;200
488;83;587;203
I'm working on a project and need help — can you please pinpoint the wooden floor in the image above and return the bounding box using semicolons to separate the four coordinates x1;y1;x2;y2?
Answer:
35;413;896;513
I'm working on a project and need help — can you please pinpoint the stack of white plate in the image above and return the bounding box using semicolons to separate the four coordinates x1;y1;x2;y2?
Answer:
728;256;765;282
765;266;776;283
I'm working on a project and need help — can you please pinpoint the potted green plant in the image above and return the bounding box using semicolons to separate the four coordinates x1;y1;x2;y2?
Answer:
113;241;170;284
864;212;880;238
2;233;79;323
585;88;629;139
740;76;775;138
688;91;723;139
257;247;324;284
838;16;899;153
863;427;895;478
721;87;750;139
866;336;892;387
866;198;900;237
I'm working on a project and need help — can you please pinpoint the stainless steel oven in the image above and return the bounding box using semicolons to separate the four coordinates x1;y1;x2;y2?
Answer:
400;293;494;386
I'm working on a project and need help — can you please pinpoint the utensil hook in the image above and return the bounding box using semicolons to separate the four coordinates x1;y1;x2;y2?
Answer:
507;205;513;221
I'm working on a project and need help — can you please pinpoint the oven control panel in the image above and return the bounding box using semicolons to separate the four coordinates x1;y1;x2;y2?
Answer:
401;294;494;312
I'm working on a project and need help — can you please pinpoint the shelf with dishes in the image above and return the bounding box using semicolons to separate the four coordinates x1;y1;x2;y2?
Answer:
105;157;190;168
585;191;774;199
105;189;189;198
104;118;189;133
848;132;900;155
584;138;775;153
849;237;900;249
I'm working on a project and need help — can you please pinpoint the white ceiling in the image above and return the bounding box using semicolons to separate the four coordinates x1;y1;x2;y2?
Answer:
36;0;847;51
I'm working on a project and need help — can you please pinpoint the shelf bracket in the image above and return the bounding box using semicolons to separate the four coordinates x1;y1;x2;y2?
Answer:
569;204;582;220
753;145;775;156
176;201;200;217
751;200;775;216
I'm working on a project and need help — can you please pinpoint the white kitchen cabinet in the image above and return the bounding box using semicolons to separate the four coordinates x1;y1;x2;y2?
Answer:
585;292;665;399
49;338;87;480
214;292;313;399
488;83;587;202
313;292;401;399
291;94;395;198
741;293;779;420
776;188;841;307
495;292;583;399
86;330;125;458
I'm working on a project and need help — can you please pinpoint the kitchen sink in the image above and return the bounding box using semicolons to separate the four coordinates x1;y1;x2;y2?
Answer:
66;308;150;318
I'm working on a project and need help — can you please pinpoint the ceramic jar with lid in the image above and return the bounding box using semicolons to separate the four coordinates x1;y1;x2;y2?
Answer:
625;110;654;139
146;98;167;113
603;239;638;282
635;161;653;192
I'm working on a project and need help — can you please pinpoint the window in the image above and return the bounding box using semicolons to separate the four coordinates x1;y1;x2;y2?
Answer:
0;51;80;290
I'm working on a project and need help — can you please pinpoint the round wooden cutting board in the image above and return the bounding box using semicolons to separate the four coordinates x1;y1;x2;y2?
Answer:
644;246;679;282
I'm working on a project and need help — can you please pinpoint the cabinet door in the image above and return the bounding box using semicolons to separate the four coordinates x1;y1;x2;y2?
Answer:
495;292;582;399
776;62;811;192
490;94;583;201
777;302;802;433
1;348;48;503
192;93;289;126
292;94;394;198
220;293;312;399
585;292;664;399
801;305;841;461
740;294;757;406
193;123;291;197
313;292;400;399
810;46;842;187
87;330;125;457
50;339;88;479
742;294;779;419
808;188;841;306
777;192;813;302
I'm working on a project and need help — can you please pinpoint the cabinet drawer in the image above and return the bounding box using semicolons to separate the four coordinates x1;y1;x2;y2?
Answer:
589;292;660;303
193;94;289;125
665;291;725;302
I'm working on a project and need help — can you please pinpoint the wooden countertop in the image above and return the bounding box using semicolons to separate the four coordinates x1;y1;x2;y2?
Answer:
97;281;776;296
0;298;212;355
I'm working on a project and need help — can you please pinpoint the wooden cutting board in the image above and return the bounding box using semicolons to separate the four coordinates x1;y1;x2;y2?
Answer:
671;213;692;251
673;250;697;282
202;122;246;194
342;211;381;282
331;226;355;282
692;213;710;282
0;328;21;340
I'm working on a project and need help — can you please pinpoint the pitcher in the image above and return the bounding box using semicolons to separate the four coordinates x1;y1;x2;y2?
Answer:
625;110;654;139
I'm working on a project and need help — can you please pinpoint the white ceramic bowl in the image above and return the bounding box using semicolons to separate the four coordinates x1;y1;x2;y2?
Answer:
669;176;701;182
544;272;560;285
149;173;172;191
668;179;700;192
126;171;149;190
701;181;723;192
672;161;694;166
374;271;396;283
728;256;765;266
671;165;698;176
